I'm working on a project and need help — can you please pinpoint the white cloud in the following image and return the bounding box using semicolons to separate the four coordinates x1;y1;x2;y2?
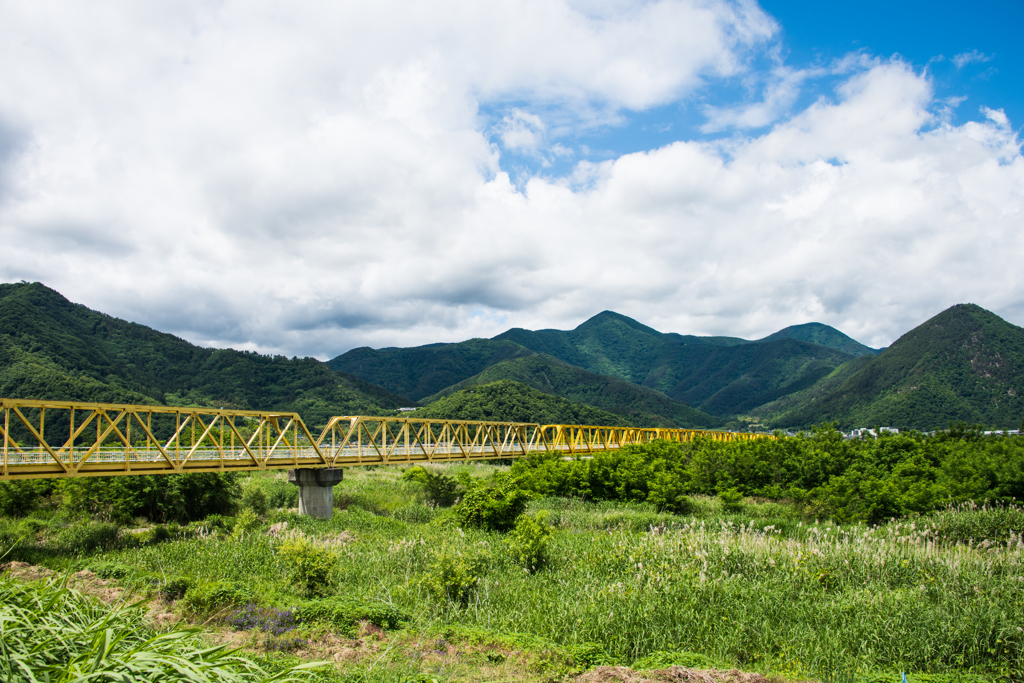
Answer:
952;50;993;69
497;109;547;152
0;2;1020;358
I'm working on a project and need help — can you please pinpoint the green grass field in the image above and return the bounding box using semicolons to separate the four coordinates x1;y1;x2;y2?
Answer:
2;464;1022;683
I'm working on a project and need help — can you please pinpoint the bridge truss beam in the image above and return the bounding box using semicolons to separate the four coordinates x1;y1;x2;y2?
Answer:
0;398;765;481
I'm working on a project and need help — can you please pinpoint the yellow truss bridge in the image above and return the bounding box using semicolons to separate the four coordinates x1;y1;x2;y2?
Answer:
0;398;765;482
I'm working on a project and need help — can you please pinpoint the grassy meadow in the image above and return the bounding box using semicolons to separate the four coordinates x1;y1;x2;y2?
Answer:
2;459;1023;683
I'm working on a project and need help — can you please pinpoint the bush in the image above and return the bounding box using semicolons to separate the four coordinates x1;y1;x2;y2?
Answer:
54;473;240;525
718;488;745;514
277;535;337;597
160;576;195;601
404;466;461;507
421;545;489;606
48;521;121;554
295;596;407;632
0;480;55;517
180;580;258;619
240;480;270;516
233;508;262;535
507;511;553;572
453;479;530;532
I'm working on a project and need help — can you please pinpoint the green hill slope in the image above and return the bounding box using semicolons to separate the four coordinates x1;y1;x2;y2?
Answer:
331;309;869;418
758;322;879;357
422;354;724;428
0;282;408;428
776;304;1024;430
326;338;533;401
494;311;857;415
412;380;632;426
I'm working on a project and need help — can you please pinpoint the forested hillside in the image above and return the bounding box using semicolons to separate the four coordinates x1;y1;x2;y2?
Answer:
423;354;723;428
770;304;1024;430
333;310;870;421
757;322;879;356
0;282;408;428
412;380;633;426
326;338;532;401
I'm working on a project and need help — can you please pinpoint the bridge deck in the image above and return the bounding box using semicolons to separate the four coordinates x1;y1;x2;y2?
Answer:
1;398;765;480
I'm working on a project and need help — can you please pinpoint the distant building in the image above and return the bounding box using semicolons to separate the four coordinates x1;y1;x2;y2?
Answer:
397;407;418;412
849;427;899;438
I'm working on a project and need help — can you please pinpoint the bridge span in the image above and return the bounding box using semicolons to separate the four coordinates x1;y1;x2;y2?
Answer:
1;398;767;516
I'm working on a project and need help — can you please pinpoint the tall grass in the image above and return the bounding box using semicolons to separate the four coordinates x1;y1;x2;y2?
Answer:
0;572;320;682
7;464;1023;682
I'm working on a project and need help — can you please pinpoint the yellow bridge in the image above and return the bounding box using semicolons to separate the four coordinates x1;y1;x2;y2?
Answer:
0;398;763;481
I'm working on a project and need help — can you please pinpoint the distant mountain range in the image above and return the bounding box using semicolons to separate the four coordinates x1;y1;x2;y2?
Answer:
332;305;1024;431
329;309;882;428
3;282;1022;431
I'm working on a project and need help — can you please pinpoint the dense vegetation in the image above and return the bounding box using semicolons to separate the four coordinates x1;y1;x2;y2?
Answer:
327;338;534;401
0;282;409;428
0;573;319;683
336;305;1024;431
769;304;1024;430
759;322;879;357
331;310;871;425
7;282;1023;432
2;439;1022;682
423;354;723;428
413;380;632;426
512;427;1024;524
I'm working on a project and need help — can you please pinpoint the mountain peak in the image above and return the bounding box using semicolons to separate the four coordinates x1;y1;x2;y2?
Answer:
759;322;878;357
574;311;662;336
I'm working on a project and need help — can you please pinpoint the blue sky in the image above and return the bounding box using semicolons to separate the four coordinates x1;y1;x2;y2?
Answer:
0;0;1021;357
491;0;1024;180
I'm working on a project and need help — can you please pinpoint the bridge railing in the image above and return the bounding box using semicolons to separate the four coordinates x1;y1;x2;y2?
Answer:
1;398;767;480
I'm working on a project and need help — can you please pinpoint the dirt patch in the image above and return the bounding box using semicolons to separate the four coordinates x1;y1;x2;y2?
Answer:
575;665;773;683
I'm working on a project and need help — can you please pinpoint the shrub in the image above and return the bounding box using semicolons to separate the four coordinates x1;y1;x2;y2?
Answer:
0;480;55;517
295;596;407;632
47;521;121;554
55;473;239;525
240;479;270;516
180;580;258;619
718;488;745;514
421;545;488;606
507;511;553;572
233;508;262;535
277;535;337;597
453;479;530;532
160;576;195;601
404;466;461;507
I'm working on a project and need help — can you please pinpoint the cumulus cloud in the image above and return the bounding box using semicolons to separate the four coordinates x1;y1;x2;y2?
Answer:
0;1;1020;358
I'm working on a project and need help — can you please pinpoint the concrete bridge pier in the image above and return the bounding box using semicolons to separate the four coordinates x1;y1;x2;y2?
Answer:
288;468;344;519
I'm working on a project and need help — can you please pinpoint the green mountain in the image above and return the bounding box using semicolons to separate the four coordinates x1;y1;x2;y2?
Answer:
492;311;857;415
412;380;633;426
421;354;724;428
769;304;1024;430
0;282;408;429
331;310;866;418
327;338;533;401
758;322;879;357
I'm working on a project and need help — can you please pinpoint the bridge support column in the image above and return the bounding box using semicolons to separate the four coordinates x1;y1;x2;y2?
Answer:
288;468;343;519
